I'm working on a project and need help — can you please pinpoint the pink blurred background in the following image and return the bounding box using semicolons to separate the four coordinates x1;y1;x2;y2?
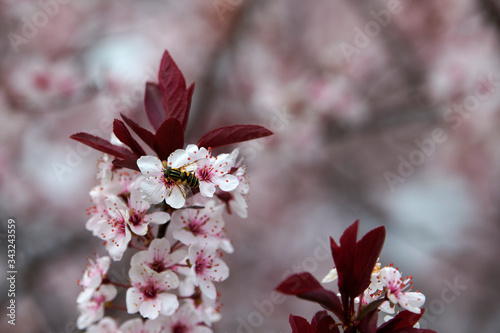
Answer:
1;0;500;332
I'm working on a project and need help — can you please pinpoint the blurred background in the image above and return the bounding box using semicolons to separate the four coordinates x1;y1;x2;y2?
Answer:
1;0;500;332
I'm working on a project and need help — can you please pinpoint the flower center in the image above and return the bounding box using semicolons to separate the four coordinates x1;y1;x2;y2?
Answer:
195;257;213;275
149;260;166;273
142;283;159;300
129;212;143;227
197;166;213;181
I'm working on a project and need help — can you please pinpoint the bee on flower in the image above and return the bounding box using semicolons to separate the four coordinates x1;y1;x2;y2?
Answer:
137;146;239;209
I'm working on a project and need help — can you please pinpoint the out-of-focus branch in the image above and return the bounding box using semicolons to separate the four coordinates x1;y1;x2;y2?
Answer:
186;0;268;141
479;0;500;34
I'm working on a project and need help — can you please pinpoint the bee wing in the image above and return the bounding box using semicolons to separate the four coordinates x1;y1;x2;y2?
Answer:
179;158;205;173
177;183;195;206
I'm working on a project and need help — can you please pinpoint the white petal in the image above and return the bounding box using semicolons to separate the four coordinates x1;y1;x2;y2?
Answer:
322;268;338;283
129;266;147;283
126;288;142;314
129;223;148;236
139;299;161;319
105;196;128;218
157;293;180;316
169;249;188;266
219;239;234;253
199;278;217;300
137;156;164;175
206;258;229;282
212;174;238;192
166;185;186;209
146;212;170;225
168;149;190;168
129;189;151;212
119;318;144;333
130;250;148;268
140;177;167;204
199;181;216;197
173;229;198;246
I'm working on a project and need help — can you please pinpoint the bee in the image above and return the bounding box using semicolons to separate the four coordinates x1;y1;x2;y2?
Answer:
164;166;200;188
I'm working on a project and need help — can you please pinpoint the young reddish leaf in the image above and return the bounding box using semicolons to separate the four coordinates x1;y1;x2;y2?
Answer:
352;226;385;297
377;310;429;333
120;113;155;151
181;82;195;131
70;132;134;159
112;158;140;172
330;221;386;312
289;315;314;333
153;117;184;161
316;317;340;333
197;124;273;148
357;307;378;333
276;273;345;323
312;312;340;333
330;220;359;310
158;50;188;127
144;83;166;131
312;311;330;327
113;119;146;156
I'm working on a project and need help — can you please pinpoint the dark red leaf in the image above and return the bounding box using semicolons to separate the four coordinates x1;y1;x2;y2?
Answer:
144;83;166;131
113;119;146;156
352;226;385;297
70;132;134;159
377;310;426;333
197;124;273;148
357;307;378;333
289;315;314;333
120;114;155;151
181;82;195;131
276;273;345;324
312;311;330;328
153;117;184;161
158;50;188;128
112;158;140;172
330;221;358;310
313;313;339;333
330;221;386;313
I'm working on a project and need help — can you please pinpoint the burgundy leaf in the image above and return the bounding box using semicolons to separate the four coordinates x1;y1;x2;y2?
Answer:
113;119;146;156
330;220;358;310
330;221;386;314
181;82;195;131
276;273;345;323
70;132;134;159
352;226;385;297
289;315;314;333
313;313;339;333
312;311;330;328
197;124;273;148
158;50;188;127
357;307;378;333
144;82;166;131
153;117;184;161
120;114;155;151
377;310;427;333
112;158;140;172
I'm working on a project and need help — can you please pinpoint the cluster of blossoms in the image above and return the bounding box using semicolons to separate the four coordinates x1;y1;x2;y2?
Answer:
72;50;271;332
276;220;436;333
